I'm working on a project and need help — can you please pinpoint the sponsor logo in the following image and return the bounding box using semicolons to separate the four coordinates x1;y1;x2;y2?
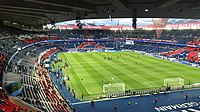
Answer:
155;102;200;112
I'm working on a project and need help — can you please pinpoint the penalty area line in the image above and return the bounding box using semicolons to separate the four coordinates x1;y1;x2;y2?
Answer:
74;72;104;94
144;82;153;87
74;72;93;94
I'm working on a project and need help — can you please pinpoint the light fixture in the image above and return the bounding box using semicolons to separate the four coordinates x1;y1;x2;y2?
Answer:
144;8;149;12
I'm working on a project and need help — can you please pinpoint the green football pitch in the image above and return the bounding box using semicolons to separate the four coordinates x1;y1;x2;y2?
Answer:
51;51;200;100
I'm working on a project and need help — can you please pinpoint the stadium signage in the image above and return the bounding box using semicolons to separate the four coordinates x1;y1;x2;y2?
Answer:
155;102;200;112
57;22;200;30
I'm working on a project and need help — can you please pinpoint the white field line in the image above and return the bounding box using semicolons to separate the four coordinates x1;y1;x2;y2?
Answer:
63;59;72;68
65;62;72;69
88;91;103;94
62;57;103;95
64;55;178;94
111;74;138;78
144;80;163;83
73;71;92;94
68;72;102;94
70;61;129;65
74;70;103;94
110;75;164;88
110;76;120;84
144;82;153;87
61;54;91;94
112;75;165;81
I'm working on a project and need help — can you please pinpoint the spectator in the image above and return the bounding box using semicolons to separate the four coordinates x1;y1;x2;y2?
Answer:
82;93;84;99
91;100;94;107
185;93;188;99
114;104;117;110
0;109;5;112
128;101;131;106
73;92;76;98
154;98;158;103
12;108;17;112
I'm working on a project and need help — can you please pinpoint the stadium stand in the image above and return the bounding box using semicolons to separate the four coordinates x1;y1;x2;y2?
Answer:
1;23;200;111
0;54;22;112
10;46;71;111
3;0;200;111
0;89;19;112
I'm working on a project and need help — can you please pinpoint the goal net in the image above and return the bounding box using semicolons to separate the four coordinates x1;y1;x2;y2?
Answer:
103;83;125;94
164;78;184;86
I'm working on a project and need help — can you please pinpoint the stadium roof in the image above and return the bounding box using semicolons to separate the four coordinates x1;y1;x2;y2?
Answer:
0;0;200;27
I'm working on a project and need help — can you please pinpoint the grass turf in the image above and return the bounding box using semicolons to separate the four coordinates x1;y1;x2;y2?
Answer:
51;51;200;101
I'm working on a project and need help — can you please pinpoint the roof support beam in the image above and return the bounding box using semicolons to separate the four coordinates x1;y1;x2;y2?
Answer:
0;0;72;13
23;0;94;11
0;11;48;20
156;0;181;8
0;15;41;26
191;2;200;9
0;7;60;15
107;0;128;10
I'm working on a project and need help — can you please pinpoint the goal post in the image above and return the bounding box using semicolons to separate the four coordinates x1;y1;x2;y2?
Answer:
164;78;184;86
103;83;125;94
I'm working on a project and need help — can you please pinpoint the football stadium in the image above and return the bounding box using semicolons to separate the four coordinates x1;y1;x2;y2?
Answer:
2;0;200;112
